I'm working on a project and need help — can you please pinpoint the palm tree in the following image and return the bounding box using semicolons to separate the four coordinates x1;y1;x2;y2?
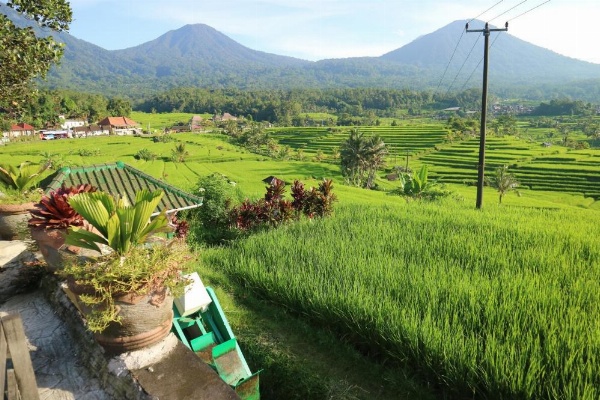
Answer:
340;129;387;188
340;129;368;187
171;143;188;163
487;165;520;204
364;135;387;189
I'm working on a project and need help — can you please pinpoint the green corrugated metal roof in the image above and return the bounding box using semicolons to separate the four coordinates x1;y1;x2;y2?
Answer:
46;161;202;214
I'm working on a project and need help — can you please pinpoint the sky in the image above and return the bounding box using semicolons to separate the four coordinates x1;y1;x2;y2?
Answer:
67;0;600;64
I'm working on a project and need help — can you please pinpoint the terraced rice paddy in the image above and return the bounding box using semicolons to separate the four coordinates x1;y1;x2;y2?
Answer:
268;126;600;199
419;138;600;199
268;125;448;157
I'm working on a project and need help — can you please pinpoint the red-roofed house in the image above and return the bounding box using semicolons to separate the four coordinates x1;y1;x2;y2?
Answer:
212;113;238;122
4;123;35;139
97;116;141;135
190;115;204;131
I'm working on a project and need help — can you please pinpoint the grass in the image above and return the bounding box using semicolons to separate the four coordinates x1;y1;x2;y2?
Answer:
130;111;213;132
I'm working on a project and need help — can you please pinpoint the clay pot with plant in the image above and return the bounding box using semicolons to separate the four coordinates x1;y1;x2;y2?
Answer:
0;162;47;240
61;189;191;353
28;184;98;272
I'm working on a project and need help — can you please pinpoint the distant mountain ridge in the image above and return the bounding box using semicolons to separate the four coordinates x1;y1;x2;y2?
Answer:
2;3;600;100
381;20;600;85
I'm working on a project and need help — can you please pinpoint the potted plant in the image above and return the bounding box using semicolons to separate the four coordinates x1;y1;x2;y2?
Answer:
61;189;192;353
28;184;98;272
0;162;47;240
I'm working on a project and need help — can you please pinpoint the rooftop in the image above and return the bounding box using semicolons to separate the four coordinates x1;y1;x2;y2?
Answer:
45;161;202;215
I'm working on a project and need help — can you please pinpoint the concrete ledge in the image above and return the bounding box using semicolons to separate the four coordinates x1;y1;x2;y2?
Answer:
42;277;239;399
0;240;28;267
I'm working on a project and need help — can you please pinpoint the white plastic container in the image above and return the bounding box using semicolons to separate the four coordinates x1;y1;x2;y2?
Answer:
174;272;212;317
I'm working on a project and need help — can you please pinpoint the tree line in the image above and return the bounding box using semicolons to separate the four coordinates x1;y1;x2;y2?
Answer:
136;87;485;124
3;87;598;130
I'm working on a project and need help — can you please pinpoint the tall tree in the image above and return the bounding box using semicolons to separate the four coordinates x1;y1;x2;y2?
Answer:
0;0;72;117
107;97;132;117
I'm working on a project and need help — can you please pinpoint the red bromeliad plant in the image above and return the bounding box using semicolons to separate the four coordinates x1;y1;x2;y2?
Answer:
29;184;97;229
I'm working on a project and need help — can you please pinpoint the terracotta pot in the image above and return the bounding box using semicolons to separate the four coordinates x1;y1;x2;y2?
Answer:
66;281;174;354
30;227;102;273
0;202;35;240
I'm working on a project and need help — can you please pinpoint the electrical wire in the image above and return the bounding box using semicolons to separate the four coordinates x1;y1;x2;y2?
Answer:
468;0;506;25
460;32;502;91
460;0;553;91
488;0;529;23
508;0;552;22
434;28;465;96
445;35;481;95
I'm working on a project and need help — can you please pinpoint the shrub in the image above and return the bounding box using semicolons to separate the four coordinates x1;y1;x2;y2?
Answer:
77;149;101;157
134;148;157;161
183;173;240;245
230;178;337;232
396;165;451;201
153;135;176;143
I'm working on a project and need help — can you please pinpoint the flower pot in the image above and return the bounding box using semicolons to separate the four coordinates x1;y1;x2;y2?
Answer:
30;227;103;273
0;202;35;240
66;281;174;354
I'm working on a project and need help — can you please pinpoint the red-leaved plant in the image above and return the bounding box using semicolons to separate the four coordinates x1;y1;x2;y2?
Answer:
29;184;97;229
230;178;336;231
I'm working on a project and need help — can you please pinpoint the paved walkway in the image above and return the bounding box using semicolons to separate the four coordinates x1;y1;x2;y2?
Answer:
1;291;112;400
0;241;239;400
0;241;111;399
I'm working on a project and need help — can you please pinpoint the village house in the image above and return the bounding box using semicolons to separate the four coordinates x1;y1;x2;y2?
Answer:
72;124;110;138
59;116;86;131
212;113;237;123
97;116;141;135
190;115;203;131
3;123;35;139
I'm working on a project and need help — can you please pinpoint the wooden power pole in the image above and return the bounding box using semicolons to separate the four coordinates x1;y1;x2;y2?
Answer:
466;22;507;209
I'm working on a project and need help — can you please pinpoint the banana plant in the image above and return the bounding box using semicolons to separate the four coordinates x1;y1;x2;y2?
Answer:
0;162;47;192
65;189;170;255
398;164;430;198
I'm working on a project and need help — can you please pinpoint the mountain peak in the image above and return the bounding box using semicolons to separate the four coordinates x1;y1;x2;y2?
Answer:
115;22;308;66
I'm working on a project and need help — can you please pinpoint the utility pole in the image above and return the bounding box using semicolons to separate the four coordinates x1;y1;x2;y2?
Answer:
466;22;507;209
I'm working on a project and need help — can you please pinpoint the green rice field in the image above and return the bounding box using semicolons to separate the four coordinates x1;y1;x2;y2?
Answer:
205;201;600;399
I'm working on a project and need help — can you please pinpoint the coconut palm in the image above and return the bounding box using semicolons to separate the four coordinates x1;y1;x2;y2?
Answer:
171;143;188;163
340;129;368;187
487;165;520;204
363;135;387;189
340;129;387;188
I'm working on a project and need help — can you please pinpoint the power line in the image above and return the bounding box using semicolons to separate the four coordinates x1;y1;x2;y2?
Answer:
508;0;552;21
434;28;466;96
460;32;502;91
445;35;481;95
489;0;529;22
434;0;511;97
460;0;553;91
468;0;506;24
